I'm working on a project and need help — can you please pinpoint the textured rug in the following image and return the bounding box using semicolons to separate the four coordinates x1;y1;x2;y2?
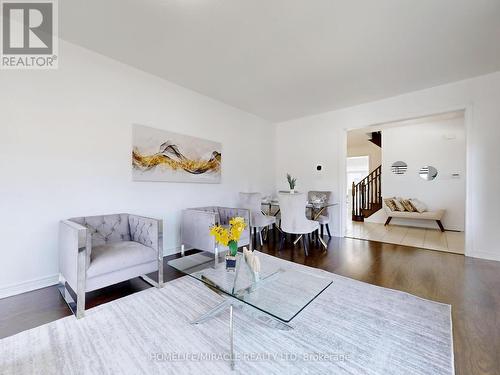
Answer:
0;254;454;374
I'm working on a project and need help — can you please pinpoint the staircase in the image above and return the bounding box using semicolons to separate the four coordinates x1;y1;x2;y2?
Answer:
369;131;381;147
352;165;382;222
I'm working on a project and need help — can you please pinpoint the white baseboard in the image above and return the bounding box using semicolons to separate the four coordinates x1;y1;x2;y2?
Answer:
466;250;500;262
0;274;59;300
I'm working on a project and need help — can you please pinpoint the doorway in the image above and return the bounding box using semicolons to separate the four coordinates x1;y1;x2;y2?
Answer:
344;111;466;254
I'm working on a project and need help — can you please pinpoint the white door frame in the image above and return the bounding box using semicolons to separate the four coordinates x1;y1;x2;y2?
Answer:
338;105;473;256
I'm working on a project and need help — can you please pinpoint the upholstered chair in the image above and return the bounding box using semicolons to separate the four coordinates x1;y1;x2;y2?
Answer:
238;192;276;247
59;213;163;319
278;192;319;256
180;207;251;254
308;191;333;238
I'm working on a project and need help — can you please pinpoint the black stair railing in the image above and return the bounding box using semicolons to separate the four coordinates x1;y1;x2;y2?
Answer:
352;165;382;221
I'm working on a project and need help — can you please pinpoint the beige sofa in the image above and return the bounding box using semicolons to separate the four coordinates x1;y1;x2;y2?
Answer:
384;203;446;231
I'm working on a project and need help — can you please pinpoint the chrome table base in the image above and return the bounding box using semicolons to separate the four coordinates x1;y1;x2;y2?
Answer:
190;295;293;370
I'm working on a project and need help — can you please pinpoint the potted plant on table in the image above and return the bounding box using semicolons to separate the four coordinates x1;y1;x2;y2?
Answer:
209;217;247;271
287;173;297;194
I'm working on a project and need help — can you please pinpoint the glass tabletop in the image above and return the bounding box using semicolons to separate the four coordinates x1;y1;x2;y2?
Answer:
168;251;332;323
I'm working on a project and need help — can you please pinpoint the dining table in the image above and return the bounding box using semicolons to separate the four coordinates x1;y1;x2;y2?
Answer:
260;199;338;250
261;199;338;220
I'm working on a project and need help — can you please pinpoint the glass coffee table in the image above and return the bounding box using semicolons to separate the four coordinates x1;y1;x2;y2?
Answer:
168;251;332;369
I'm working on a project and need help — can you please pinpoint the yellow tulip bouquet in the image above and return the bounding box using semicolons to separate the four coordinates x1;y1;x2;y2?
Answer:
209;217;247;256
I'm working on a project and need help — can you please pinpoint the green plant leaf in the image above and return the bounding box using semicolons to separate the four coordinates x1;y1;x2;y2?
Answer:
286;173;297;189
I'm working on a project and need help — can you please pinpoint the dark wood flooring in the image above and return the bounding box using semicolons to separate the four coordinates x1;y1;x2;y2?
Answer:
1;235;499;375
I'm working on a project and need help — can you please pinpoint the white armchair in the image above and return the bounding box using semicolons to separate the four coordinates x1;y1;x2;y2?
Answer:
278;192;319;256
239;192;276;247
180;207;251;254
58;213;163;319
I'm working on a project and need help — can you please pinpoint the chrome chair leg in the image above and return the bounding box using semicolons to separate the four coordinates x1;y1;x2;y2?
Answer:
58;281;85;319
293;234;302;245
58;276;78;317
157;261;164;288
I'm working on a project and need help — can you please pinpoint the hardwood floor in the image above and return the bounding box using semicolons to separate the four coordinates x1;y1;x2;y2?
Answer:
1;236;499;375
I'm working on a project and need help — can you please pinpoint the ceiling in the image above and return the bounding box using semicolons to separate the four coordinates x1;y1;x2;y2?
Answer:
60;0;500;122
347;110;465;148
347;128;374;150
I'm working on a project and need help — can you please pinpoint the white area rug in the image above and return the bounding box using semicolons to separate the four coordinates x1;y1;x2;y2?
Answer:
0;254;454;374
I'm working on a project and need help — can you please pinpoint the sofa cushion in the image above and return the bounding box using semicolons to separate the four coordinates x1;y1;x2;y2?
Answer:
87;241;156;278
384;198;397;211
401;199;415;212
409;199;427;213
393;198;406;211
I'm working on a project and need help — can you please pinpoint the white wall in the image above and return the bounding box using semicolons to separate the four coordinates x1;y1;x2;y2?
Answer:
365;117;466;230
347;142;381;172
275;71;500;262
0;41;275;298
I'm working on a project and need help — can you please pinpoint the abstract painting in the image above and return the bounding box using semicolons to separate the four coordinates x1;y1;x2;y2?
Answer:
132;124;222;183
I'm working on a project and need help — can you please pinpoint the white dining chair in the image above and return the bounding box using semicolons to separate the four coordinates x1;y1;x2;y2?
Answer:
308;190;333;238
239;192;276;247
278;192;321;256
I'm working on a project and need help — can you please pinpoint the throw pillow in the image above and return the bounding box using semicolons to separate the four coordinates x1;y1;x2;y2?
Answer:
393;198;406;212
384;198;397;211
401;199;415;212
409;198;427;213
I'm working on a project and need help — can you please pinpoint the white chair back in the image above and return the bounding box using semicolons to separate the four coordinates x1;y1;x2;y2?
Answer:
278;192;315;234
239;192;266;227
239;192;261;212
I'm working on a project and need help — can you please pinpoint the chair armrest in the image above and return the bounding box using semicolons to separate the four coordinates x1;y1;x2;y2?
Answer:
181;209;217;252
216;207;251;226
59;220;90;291
216;207;251;247
128;215;163;256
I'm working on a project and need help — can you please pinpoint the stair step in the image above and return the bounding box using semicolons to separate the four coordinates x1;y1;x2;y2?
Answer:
361;203;382;218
